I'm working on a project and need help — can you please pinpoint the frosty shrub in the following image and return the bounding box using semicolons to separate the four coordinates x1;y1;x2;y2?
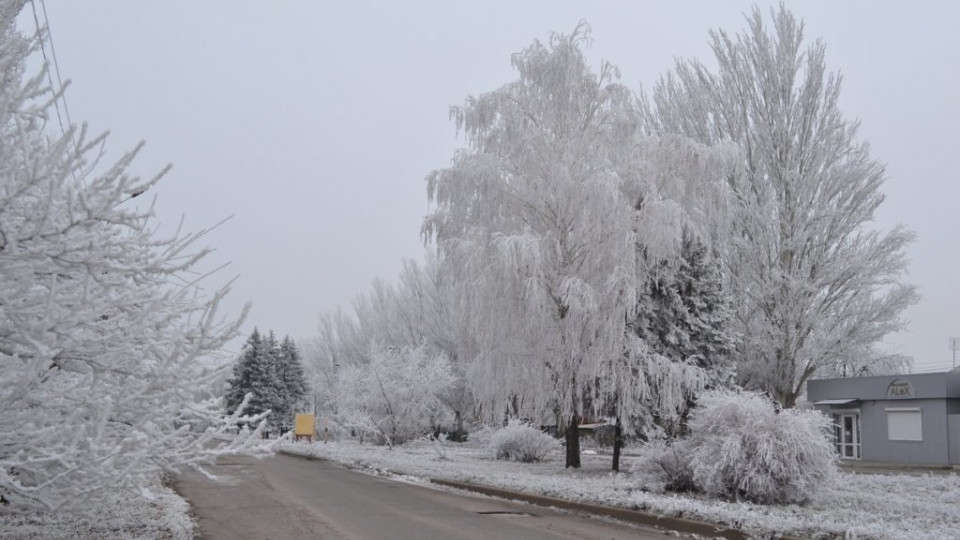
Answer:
465;425;496;447
636;441;696;494
685;390;838;504
488;420;560;463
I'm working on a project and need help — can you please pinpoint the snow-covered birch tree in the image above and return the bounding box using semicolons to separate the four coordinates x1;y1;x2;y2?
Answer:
424;24;735;467
644;5;918;407
0;1;266;513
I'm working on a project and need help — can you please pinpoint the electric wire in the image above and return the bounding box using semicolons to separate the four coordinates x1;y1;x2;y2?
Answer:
39;0;74;129
29;0;83;182
28;0;66;136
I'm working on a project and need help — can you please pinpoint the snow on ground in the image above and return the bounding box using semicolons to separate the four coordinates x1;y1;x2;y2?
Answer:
281;438;960;540
0;480;195;540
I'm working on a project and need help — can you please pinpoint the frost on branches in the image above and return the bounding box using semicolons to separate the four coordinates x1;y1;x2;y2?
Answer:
332;346;454;447
487;420;560;463
0;1;267;513
645;5;918;407
423;23;735;468
681;390;837;505
308;256;476;439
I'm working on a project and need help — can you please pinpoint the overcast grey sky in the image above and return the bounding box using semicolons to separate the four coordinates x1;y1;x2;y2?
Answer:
23;1;960;370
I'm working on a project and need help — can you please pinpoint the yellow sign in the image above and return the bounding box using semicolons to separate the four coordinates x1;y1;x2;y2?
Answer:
294;414;316;437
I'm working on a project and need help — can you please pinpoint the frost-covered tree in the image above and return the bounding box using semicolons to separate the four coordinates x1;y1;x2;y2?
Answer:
395;256;478;439
0;0;265;513
278;336;309;417
226;329;280;426
682;390;837;504
307;255;477;438
424;24;735;467
644;5;918;407
333;345;455;447
601;230;736;470
225;329;308;434
634;231;736;388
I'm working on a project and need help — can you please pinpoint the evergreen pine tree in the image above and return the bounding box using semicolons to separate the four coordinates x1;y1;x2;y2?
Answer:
261;331;288;433
633;232;734;386
675;235;737;387
279;336;310;416
630;230;736;438
635;231;736;386
226;328;282;433
225;329;311;435
225;328;265;414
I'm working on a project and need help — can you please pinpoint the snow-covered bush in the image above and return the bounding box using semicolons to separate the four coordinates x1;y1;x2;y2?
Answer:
488;420;560;462
422;433;451;460
464;425;496;447
636;441;696;493
684;390;838;504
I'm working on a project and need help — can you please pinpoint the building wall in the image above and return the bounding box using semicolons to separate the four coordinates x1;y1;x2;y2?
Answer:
809;372;960;465
947;375;960;398
946;400;960;465
858;399;949;465
947;398;960;415
950;414;960;465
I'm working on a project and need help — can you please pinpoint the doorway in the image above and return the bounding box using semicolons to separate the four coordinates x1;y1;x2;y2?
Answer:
832;412;861;460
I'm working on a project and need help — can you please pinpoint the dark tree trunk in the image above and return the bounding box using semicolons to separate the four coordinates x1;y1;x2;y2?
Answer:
612;416;623;472
564;416;581;468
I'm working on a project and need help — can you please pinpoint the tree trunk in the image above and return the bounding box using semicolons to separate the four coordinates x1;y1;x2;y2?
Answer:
611;416;623;472
453;410;464;441
564;416;581;468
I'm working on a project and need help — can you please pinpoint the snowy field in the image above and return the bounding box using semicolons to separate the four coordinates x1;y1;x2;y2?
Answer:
281;438;960;540
0;481;194;540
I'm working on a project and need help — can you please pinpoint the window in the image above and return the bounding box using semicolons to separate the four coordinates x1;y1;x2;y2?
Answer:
886;408;922;441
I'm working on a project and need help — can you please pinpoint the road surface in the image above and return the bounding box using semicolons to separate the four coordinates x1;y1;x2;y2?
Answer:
175;452;678;540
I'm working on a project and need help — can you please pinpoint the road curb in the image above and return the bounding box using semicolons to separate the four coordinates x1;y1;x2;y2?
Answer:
429;478;808;540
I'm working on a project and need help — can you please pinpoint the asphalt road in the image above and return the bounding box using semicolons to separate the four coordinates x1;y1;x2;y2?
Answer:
174;453;678;540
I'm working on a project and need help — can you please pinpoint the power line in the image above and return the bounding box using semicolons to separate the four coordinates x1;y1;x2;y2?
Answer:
909;361;957;374
39;0;73;129
28;0;67;136
29;0;83;182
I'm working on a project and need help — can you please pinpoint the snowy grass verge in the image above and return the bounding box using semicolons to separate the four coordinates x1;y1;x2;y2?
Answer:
281;439;960;540
0;480;195;540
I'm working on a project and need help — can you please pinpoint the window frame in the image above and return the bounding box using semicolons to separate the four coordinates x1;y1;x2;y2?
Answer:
885;407;923;442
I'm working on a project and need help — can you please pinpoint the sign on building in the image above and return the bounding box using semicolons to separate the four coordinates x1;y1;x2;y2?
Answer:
886;379;915;399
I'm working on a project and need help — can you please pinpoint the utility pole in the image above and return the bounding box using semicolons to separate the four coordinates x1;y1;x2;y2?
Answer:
951;337;959;369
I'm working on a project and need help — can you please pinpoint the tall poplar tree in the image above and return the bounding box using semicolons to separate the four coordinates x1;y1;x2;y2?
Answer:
645;5;918;407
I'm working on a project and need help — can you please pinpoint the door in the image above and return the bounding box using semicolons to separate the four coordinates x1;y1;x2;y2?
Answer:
832;412;861;460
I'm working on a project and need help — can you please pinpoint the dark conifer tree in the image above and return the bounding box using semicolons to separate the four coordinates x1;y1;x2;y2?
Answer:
279;336;309;415
225;329;310;435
